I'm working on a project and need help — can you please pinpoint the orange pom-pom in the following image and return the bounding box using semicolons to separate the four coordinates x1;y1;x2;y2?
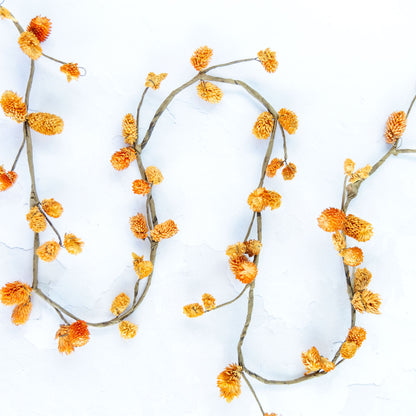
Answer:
1;90;27;122
27;16;52;42
190;46;213;71
0;166;18;191
217;364;242;402
317;208;346;232
36;240;61;262
111;147;136;170
257;48;278;73
132;179;151;196
130;213;148;239
68;320;89;347
150;220;178;242
196;81;223;103
278;108;298;134
385;111;406;144
1;281;32;306
18;31;42;60
12;301;32;325
60;63;80;82
252;111;274;139
27;112;64;135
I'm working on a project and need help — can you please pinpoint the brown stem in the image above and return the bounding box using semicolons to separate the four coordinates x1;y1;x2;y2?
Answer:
241;372;265;415
41;53;67;65
205;284;249;313
10;135;26;171
244;213;256;242
36;203;63;246
406;92;416;118
135;87;149;142
202;57;257;73
394;148;416;154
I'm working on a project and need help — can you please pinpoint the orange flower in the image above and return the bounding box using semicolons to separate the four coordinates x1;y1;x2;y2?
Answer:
196;81;223;103
343;214;373;242
18;31;42;60
150;219;178;242
55;325;74;355
0;6;13;20
341;247;364;267
217;364;242;402
122;113;137;146
60;63;80;82
317;208;346;232
36;240;61;262
27;112;64;135
252;111;274;139
248;187;268;212
301;346;321;375
229;255;257;284
340;341;358;359
111;147;136;170
132;179;151;196
320;356;335;373
354;268;372;292
1;90;27;122
346;326;366;347
344;158;355;175
183;303;204;318
351;290;381;314
145;72;168;90
63;233;84;255
0;167;17;191
349;164;372;184
257;48;278;73
332;231;346;252
1;281;32;306
282;163;297;180
145;166;164;184
130;213;148;239
26;206;47;232
244;239;262;257
12;301;32;325
202;293;216;311
68;320;90;347
266;158;284;177
132;253;153;279
226;242;247;258
265;414;277;416
119;321;138;339
266;190;282;210
41;198;63;218
111;293;130;316
190;46;213;71
278;108;298;134
385;111;407;144
27;16;52;42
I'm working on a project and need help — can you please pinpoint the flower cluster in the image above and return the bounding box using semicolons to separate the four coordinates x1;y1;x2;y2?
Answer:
340;326;367;359
217;364;242;402
183;293;217;318
247;187;282;212
55;320;90;354
0;281;32;325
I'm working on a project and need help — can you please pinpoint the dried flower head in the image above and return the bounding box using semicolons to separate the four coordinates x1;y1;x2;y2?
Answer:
122;113;137;146
150;219;179;242
11;301;32;326
130;213;148;239
343;214;373;242
0;167;17;192
341;247;364;267
36;240;60;262
301;346;321;375
55;325;74;355
18;31;42;60
68;320;90;347
41;198;63;218
27;16;52;42
119;321;138;339
26;206;47;232
244;239;262;257
111;147;136;170
1;281;32;306
190;46;213;71
132;253;153;279
340;341;358;359
248;187;268;212
183;303;204;318
264;414;277;416
282;163;297;180
332;231;346;252
266;190;282;210
320;356;335;372
145;72;168;90
63;233;84;255
385;111;407;144
226;242;247;258
266;158;284;177
344;158;355;175
346;326;366;347
111;293;130;316
1;90;27;122
349;164;372;184
352;289;381;314
0;6;12;20
202;293;216;311
132;179;151;196
217;364;242;403
354;268;372;292
317;208;346;232
145;166;164;184
60;63;80;82
252;111;274;139
229;255;258;284
196;81;223;103
257;48;278;73
27;112;64;135
278;108;298;134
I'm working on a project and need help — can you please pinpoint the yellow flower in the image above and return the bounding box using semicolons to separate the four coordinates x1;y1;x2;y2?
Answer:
60;63;80;82
202;293;216;311
266;158;284;177
1;281;32;306
341;247;364;267
111;147;136;170
132;253;153;279
150;220;178;242
122;113;137;146
226;242;247;258
130;213;148;240
278;108;298;134
217;364;242;402
27;16;52;42
196;81;223;103
190;46;213;71
183;303;204;318
1;90;27;122
317;208;346;232
301;346;321;375
266;190;282;210
111;293;130;316
257;48;278;73
282;163;297;180
346;326;366;347
132;179;151;196
351;290;381;314
248;187;268;212
63;233;84;255
41;198;63;218
145;72;168;90
12;301;32;326
18;31;42;60
349;164;372;183
36;240;61;262
344;158;355;175
26;206;47;232
27;112;64;135
343;214;373;242
252;111;274;139
228;255;257;284
0;6;13;20
354;268;372;292
119;321;138;339
385;111;407;144
145;166;164;184
340;341;358;359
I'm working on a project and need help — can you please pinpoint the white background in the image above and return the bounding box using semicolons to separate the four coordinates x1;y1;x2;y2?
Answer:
1;1;416;415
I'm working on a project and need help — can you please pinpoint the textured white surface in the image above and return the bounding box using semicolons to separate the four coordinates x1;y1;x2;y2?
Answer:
1;0;416;415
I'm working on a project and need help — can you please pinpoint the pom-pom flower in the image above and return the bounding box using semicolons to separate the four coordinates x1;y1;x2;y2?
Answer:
252;111;274;139
190;46;213;71
257;48;278;73
0;6;13;20
226;242;247;258
26;206;47;232
130;213;148;239
18;31;42;60
111;293;130;316
229;255;258;284
36;240;61;262
351;289;381;314
41;198;63;218
150;220;179;242
278;108;298;134
27;16;52;42
202;293;216;311
317;208;346;232
12;301;32;325
349;164;372;183
27;112;64;135
341;247;364;267
196;81;223;103
340;341;358;359
0;167;17;192
346;326;366;347
60;63;80;82
244;239;262;257
354;268;372;292
145;166;164;184
132;179;151;196
122;113;137;146
183;303;204;318
282;162;297;180
343;214;373;242
68;320;90;347
119;321;138;339
217;364;242;402
248;187;268;212
1;281;32;306
301;346;321;374
385;111;407;144
266;190;282;210
132;253;153;279
344;158;355;175
266;158;284;177
55;325;74;355
63;233;84;255
145;72;168;90
111;147;136;170
1;90;27;122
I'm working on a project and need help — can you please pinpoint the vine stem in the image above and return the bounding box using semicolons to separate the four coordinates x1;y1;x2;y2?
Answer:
205;284;249;313
242;372;265;415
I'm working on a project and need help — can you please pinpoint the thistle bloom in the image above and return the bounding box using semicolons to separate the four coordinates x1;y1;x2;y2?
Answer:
196;81;223;103
27;16;52;42
130;213;148;239
349;164;372;183
60;63;80;82
55;325;75;355
190;46;213;71
41;198;63;218
278;108;298;135
282;163;297;180
252;111;274;139
36;240;61;262
317;208;346;232
111;293;130;316
351;289;381;314
145;166;164;184
354;268;372;292
183;303;204;318
12;301;32;325
257;48;278;73
26;206;47;232
266;158;284;177
344;158;355;175
202;293;216;311
68;320;90;347
150;220;179;242
145;72;168;90
1;90;27;122
0;167;17;191
122;113;137;146
18;31;42;60
28;112;64;135
346;326;366;347
343;214;373;242
111;147;136;170
341;247;364;267
301;346;321;374
63;233;84;255
119;321;138;339
217;364;242;402
385;111;407;144
132;179;151;196
1;281;32;306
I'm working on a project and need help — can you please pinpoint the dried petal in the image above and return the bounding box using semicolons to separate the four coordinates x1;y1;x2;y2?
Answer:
0;6;13;20
320;356;335;372
385;111;407;144
110;293;130;316
301;346;321;375
36;240;60;262
332;231;346;252
183;303;204;318
349;165;372;183
190;46;213;71
317;208;346;232
41;198;63;218
55;325;74;355
119;321;138;339
354;268;372;292
252;111;274;139
63;233;84;255
344;158;355;175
